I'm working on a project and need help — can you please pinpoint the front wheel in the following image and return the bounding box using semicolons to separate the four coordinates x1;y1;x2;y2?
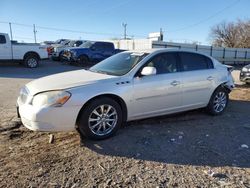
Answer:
77;97;123;140
77;55;89;66
207;87;229;115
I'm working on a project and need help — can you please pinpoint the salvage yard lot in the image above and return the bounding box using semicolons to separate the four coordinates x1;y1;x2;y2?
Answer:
0;61;250;187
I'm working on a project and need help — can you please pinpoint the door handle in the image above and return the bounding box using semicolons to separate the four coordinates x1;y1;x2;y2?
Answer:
207;76;213;81
171;80;180;86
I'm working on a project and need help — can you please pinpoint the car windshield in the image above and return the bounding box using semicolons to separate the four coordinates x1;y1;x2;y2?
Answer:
81;41;95;48
89;52;148;76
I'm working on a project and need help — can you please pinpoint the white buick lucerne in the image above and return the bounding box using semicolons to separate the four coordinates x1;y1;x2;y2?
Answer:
17;49;234;140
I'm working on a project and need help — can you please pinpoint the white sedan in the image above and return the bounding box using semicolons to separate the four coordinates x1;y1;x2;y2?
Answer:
17;49;234;140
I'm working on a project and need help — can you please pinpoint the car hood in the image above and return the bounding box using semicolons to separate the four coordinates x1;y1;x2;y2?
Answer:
25;70;117;95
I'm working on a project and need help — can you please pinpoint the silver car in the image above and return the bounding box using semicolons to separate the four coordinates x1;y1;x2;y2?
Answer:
17;49;234;140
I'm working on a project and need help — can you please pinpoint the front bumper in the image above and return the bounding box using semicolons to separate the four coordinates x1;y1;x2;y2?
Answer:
17;100;81;132
240;72;250;83
51;52;59;58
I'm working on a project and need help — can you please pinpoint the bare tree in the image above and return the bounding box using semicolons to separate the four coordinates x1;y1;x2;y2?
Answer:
210;19;250;48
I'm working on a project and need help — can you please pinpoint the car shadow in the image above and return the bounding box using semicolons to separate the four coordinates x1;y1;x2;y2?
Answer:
0;60;85;79
235;83;250;89
82;99;250;168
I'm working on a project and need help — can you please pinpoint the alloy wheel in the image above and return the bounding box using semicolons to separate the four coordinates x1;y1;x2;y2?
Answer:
213;91;227;113
88;104;118;136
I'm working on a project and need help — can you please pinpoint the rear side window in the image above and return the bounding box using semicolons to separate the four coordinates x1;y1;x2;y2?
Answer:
179;52;213;71
0;35;6;44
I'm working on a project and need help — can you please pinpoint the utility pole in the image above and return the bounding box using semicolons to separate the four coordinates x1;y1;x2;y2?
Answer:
160;28;163;41
122;23;127;40
33;24;37;43
9;22;14;59
9;22;13;40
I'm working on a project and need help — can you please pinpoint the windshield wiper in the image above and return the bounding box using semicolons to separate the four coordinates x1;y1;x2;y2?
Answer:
89;69;118;76
89;69;108;75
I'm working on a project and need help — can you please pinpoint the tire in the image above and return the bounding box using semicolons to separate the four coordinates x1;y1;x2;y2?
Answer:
78;97;123;140
59;52;64;62
77;55;89;66
24;55;39;68
206;87;229;115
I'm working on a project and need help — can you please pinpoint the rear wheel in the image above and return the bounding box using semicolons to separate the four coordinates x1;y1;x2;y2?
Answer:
207;87;229;115
78;97;122;140
59;52;64;62
24;55;39;68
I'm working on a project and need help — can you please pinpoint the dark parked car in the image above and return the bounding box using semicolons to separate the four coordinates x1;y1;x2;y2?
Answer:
62;41;124;65
240;64;250;84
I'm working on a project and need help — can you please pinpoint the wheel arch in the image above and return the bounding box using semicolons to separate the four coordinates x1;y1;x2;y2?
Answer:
23;51;40;60
75;93;128;128
78;54;89;61
216;82;233;94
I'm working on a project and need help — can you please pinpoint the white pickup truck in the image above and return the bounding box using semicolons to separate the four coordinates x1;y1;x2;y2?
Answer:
0;33;48;68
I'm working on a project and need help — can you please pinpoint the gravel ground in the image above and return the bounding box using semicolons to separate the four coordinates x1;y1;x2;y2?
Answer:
0;61;249;187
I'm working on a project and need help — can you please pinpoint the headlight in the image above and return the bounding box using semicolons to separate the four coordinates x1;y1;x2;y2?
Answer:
32;91;71;107
242;67;250;72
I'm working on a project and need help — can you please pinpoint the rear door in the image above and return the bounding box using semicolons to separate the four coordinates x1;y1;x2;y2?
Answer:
131;52;183;118
0;34;11;59
178;52;216;108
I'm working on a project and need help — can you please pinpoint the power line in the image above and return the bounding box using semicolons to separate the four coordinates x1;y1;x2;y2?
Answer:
165;0;241;33
0;20;147;39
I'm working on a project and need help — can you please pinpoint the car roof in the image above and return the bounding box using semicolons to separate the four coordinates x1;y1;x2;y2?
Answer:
125;48;214;58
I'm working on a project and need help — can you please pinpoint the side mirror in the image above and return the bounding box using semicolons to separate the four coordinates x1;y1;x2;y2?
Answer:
90;46;96;50
141;66;156;76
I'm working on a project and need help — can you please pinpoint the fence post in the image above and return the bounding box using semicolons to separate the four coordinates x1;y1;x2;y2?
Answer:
210;46;213;56
222;48;226;64
244;50;247;65
196;45;198;51
234;50;237;65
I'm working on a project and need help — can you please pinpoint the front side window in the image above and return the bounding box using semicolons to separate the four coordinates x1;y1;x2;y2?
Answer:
0;35;6;44
179;52;213;71
75;41;83;47
144;52;178;74
93;42;105;50
89;52;148;76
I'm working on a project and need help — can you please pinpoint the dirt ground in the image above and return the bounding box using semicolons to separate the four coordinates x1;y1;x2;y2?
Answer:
0;61;250;187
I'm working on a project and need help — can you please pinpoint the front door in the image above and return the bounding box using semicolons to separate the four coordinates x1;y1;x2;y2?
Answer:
0;35;11;60
130;52;183;119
